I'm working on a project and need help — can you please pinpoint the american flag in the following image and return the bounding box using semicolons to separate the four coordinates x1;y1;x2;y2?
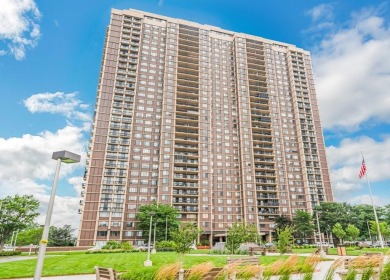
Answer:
359;159;367;179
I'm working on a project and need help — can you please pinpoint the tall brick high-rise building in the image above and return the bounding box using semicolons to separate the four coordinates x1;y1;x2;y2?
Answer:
77;8;333;246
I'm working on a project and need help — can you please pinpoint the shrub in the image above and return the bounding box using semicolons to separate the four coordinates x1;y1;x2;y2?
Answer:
154;261;180;280
185;262;213;280
156;240;176;251
237;265;263;280
103;240;120;250
119;242;133;252
86;249;126;254
0;250;22;256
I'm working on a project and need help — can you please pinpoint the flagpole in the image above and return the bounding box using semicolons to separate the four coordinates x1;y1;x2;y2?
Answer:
361;154;384;248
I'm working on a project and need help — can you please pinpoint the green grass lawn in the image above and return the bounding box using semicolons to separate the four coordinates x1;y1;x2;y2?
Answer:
292;246;390;256
0;251;303;279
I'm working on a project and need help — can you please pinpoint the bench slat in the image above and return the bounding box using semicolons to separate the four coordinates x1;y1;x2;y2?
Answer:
226;257;259;265
95;266;117;280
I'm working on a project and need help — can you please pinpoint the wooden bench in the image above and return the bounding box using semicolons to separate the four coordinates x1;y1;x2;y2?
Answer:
95;266;119;280
177;267;223;280
267;247;278;253
226;257;261;280
249;247;266;256
226;256;259;266
364;252;383;257
336;257;382;280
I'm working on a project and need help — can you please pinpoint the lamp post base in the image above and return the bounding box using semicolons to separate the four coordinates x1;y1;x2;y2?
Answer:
151;248;156;254
144;260;153;267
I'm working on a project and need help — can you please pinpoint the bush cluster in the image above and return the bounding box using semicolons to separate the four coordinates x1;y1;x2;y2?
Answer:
86;249;127;254
291;245;317;249
155;240;176;251
86;241;135;254
0;250;22;256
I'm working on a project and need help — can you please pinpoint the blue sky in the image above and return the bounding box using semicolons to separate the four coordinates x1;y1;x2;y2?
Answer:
0;0;389;229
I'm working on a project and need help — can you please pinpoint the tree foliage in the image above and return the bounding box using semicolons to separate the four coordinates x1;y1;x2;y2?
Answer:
15;227;43;246
170;222;201;254
226;223;246;254
332;223;346;243
275;215;293;231
0;195;39;251
48;225;76;246
370;221;390;241
226;223;261;254
345;224;360;242
293;210;314;243
136;203;180;241
276;225;295;254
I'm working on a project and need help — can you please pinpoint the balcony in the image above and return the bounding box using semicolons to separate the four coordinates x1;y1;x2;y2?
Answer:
173;190;198;196
173;174;199;180
173;198;198;204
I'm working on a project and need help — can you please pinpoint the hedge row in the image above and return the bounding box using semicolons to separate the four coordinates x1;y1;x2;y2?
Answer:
0;250;22;256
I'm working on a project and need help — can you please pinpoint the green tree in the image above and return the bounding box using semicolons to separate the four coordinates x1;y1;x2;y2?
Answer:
48;225;76;246
245;223;261;244
226;223;246;254
370;221;390;242
275;215;293;231
15;227;43;246
345;224;360;242
226;223;261;254
293;210;314;244
0;195;39;251
119;241;133;252
276;225;295;254
136;203;180;241
170;222;201;254
349;204;376;240
332;223;346;243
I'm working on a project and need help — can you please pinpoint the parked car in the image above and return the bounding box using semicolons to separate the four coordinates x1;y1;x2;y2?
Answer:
2;244;15;251
316;242;334;248
135;243;154;251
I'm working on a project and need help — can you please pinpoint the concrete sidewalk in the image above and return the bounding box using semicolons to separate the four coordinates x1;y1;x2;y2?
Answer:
6;275;95;280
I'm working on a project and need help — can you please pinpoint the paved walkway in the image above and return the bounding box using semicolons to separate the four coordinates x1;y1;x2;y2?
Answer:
0;256;36;263
9;275;95;280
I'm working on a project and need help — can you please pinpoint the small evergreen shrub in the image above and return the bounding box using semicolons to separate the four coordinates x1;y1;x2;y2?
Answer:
0;250;22;256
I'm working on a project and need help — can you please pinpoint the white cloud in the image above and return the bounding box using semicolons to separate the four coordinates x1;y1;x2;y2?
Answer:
0;125;87;229
326;135;390;200
345;194;388;207
68;176;84;195
23;92;91;123
0;0;41;60
35;194;81;230
312;9;390;131
306;3;334;22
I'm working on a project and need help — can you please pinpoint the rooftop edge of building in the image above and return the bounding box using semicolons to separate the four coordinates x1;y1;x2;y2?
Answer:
110;8;310;55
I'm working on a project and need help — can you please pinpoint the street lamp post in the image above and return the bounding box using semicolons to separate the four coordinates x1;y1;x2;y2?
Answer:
151;222;157;254
315;211;326;258
33;151;80;280
144;211;155;267
367;220;373;245
165;216;168;241
12;230;18;250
